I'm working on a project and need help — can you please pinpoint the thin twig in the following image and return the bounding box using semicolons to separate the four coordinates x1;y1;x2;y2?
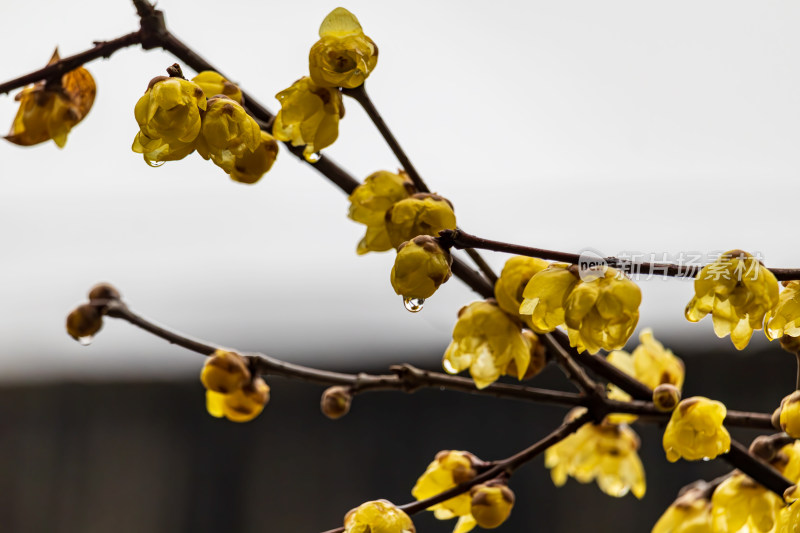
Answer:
320;411;591;533
341;84;428;194
439;229;800;281
464;248;499;285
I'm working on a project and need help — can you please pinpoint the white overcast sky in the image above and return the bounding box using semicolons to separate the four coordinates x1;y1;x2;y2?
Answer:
1;0;799;381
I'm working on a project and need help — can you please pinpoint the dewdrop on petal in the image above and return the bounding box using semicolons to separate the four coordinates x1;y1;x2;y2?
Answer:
391;235;452;305
662;397;730;462
343;500;415;533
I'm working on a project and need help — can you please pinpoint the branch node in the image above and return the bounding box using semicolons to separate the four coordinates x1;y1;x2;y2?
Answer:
137;5;167;50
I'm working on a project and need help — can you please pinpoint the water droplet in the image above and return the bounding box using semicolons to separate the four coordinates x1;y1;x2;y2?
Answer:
403;297;424;313
442;358;457;374
78;336;93;346
147;159;166;168
702;457;710;462
305;152;321;163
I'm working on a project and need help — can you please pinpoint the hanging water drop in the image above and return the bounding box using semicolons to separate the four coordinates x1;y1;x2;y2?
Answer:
442;358;457;374
147;159;166;168
403;297;424;313
306;152;321;163
77;335;93;346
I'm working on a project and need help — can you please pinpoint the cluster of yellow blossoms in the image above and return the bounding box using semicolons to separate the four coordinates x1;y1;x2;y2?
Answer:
686;250;780;350
411;451;514;532
343;500;415;533
6;50;96;148
545;408;646;499
200;349;270;422
653;441;800;532
131;71;278;183
518;263;642;354
273;8;377;162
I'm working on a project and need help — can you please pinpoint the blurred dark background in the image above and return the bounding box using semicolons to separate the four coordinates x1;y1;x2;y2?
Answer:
0;344;789;533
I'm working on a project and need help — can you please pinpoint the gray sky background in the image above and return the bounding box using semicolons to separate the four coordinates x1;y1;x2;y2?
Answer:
1;0;799;381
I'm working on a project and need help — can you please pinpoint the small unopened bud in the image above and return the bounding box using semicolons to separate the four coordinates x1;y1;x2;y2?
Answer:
780;334;800;354
321;386;352;419
772;405;783;430
779;390;800;438
652;384;681;412
470;481;515;529
88;282;121;302
66;303;103;341
200;350;251;394
749;433;795;462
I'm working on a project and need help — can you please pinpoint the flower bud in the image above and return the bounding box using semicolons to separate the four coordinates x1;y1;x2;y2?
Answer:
221;377;270;423
391;235;452;300
321;386;352;419
200;350;251;394
343;500;415;533
227;130;279;184
653;384;681;412
191;71;242;103
272;76;343;162
779;390;800;438
348;170;415;254
470;482;515;529
385;193;456;249
132;76;207;166
196;96;261;173
88;282;121;303
66;303;103;341
309;8;378;89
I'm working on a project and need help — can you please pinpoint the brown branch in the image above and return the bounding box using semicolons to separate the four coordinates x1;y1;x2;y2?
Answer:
341;84;428;194
0;32;143;95
439;228;800;281
320;411;592;533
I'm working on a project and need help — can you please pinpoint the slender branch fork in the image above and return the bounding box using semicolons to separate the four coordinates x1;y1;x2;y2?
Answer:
2;0;795;526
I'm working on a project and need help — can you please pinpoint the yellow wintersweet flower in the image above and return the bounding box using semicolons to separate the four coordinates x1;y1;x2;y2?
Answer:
494;256;550;329
443;300;531;389
196;95;261;173
205;377;270;423
564;267;641;354
411;450;480;531
272;76;343;163
685;250;779;350
766;281;800;340
469;482;514;529
662;397;730;462
545;408;646;499
780;441;800;483
711;473;783;533
519;263;579;333
776;485;800;533
227;130;279;184
348;171;415;254
651;488;713;533
605;329;685;423
191;71;242;103
309;7;378;89
6;50;95;148
132;76;207;166
779;391;800;439
200;349;251;394
390;235;452;302
384;193;457;250
343;500;415;533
